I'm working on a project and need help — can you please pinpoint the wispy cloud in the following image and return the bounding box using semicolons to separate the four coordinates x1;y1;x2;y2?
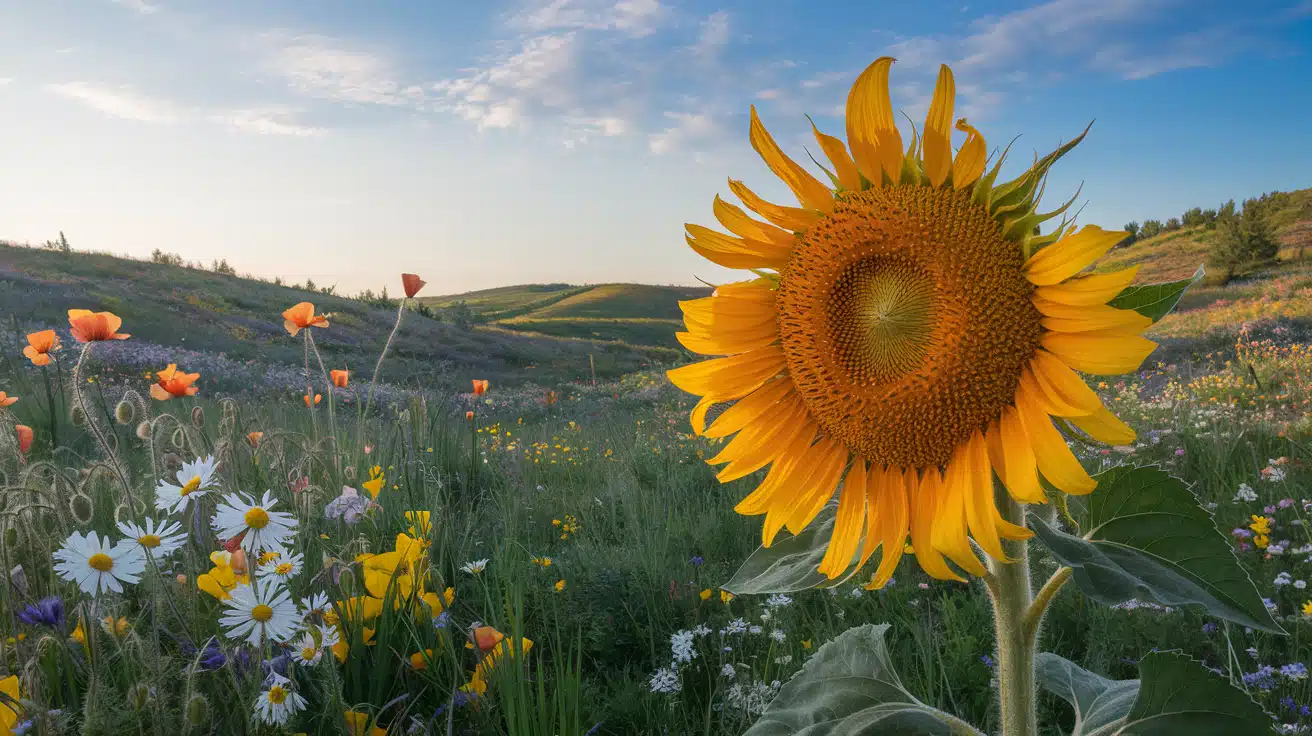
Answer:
0;78;12;87
46;82;179;122
111;0;159;15
690;11;729;57
648;110;714;154
432;32;580;131
265;34;425;107
215;107;325;137
508;0;666;38
1090;28;1234;80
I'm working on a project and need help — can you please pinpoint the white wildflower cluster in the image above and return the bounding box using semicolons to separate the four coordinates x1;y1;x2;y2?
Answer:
764;593;792;608
649;667;682;695
723;680;782;716
1234;483;1258;503
671;630;698;664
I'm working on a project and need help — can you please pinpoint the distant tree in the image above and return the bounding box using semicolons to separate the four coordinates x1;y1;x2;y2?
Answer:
1140;219;1163;239
212;258;237;275
273;276;284;286
1218;199;1237;221
304;278;317;293
1123;221;1140;240
151;249;185;266
1165;217;1181;231
320;284;336;296
445;301;473;330
1208;199;1278;270
57;231;71;253
1201;208;1219;229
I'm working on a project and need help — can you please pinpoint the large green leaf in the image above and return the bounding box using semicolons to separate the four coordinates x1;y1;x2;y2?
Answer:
1038;652;1270;735
1029;465;1282;632
1107;265;1204;322
746;624;982;736
1036;653;1140;735
725;502;867;595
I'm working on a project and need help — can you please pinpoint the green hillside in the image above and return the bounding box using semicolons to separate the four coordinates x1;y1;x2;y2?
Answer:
0;244;679;394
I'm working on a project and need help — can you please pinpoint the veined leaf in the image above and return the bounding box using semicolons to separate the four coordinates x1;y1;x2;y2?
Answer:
746;624;982;736
725;502;868;595
1107;265;1204;323
1029;465;1282;632
1037;651;1271;735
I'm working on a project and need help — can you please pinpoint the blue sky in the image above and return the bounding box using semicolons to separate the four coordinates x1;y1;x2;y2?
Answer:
0;0;1309;295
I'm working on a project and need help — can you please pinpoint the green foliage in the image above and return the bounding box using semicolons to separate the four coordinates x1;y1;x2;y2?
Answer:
1036;653;1139;736
1208;199;1280;271
1107;265;1205;322
723;503;844;595
1030;465;1280;632
745;624;981;736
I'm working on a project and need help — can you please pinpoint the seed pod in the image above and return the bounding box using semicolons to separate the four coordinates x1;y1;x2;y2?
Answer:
343;466;356;482
115;400;136;425
185;694;209;726
191;406;205;428
8;564;26;595
171;428;186;450
113;503;129;526
70;406;87;427
135;421;152;440
127;682;152;712
70;494;95;525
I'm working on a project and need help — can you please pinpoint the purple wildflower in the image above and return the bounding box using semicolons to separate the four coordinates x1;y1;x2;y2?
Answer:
1174;448;1185;456
1202;622;1217;634
1266;505;1279;515
1280;498;1295;509
980;655;996;669
689;556;704;566
17;596;64;628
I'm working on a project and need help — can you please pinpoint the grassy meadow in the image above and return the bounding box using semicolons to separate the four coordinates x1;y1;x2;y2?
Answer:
1;189;1312;734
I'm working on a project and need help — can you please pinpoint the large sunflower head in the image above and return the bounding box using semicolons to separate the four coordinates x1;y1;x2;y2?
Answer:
669;57;1155;588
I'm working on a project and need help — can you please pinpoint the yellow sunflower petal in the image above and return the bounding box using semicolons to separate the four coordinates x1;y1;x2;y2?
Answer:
727;179;820;232
1041;331;1157;375
685;225;790;270
845;56;903;185
853;466;889;572
1039;304;1152;334
809;119;861;191
1027;350;1102;417
922;65;955;188
1015;382;1096;495
690;395;715;435
986;408;1046;504
704;379;795;438
956;432;1015;563
952;118;987;190
1033;266;1141;306
748;436;825;538
1024;225;1130;286
666;345;785;400
931;448;988;577
677;328;777;356
909;469;964;582
1069;405;1136;446
713;195;797;249
713;400;813;482
818;460;867;578
734;426;818;517
776;439;849;539
868;469;909;588
749;106;835;213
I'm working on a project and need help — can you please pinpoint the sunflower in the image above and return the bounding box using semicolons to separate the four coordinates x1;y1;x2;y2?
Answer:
668;57;1154;588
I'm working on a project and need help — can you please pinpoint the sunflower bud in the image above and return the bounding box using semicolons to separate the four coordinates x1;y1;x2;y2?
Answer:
127;682;152;712
115;400;135;425
185;694;209;726
70;406;86;427
135;420;152;440
70;494;95;525
191;406;205;428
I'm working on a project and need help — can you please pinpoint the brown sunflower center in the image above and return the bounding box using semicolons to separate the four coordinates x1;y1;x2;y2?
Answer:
777;185;1042;469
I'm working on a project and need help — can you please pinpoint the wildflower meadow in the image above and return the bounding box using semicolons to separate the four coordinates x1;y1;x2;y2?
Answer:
1;46;1311;736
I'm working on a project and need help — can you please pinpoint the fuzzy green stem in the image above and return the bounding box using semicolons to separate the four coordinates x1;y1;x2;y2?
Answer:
359;299;407;448
71;343;136;507
987;488;1036;736
42;364;59;449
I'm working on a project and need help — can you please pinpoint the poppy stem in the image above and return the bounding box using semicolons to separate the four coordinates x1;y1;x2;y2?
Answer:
986;486;1036;736
71;343;136;508
42;364;59;450
360;298;407;451
307;331;339;472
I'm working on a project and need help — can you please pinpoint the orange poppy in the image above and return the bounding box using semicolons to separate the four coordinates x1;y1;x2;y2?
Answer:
150;364;200;401
68;310;130;342
23;330;60;366
544;390;558;406
15;425;33;454
471;626;505;652
304;393;322;407
471;379;489;395
282;302;329;337
465;410;474;421
401;273;426;299
247;431;264;448
331;370;349;388
0;392;16;407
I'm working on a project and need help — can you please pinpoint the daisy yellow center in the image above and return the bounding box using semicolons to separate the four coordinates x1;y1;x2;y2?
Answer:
778;185;1042;469
138;534;161;548
301;647;317;661
180;476;202;496
275;562;293;575
244;507;270;529
267;685;287;705
251;604;274;622
88;552;114;572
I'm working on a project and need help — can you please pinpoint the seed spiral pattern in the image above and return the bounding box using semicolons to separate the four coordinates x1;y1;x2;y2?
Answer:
777;185;1042;469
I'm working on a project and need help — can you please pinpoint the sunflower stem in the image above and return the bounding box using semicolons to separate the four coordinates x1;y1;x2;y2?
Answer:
986;487;1036;736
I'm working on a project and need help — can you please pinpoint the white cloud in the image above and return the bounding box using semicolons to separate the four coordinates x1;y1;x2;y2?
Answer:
648;110;714;154
799;71;847;89
509;0;665;38
954;0;1170;70
216;108;325;137
46;82;179;122
112;0;159;14
755;88;780;100
267;34;423;107
433;33;580;131
562;115;628;146
1090;28;1234;79
691;11;730;57
0;78;12;87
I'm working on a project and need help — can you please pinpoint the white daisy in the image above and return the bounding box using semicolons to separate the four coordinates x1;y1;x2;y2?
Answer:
53;531;145;597
317;623;341;649
290;632;323;666
298;592;331;622
460;558;489;575
220;580;300;645
212;490;297;557
117;518;187;558
257;552;303;584
155;455;220;514
252;673;306;726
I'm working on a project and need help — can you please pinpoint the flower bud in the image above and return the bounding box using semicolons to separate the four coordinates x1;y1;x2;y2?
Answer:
135;421;152;440
185;694;209;726
191;406;205;428
115;400;135;425
70;494;95;525
127;682;152;712
70;406;86;427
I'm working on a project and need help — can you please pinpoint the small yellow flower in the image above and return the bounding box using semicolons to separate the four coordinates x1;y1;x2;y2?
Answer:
554;579;566;592
720;590;735;605
71;618;87;646
362;466;385;499
1303;600;1312;617
699;588;712;601
802;639;812;650
101;616;131;639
